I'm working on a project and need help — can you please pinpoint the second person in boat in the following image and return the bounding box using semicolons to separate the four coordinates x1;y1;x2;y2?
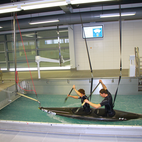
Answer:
84;80;115;117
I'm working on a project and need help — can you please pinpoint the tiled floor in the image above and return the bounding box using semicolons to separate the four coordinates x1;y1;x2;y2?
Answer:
0;129;142;142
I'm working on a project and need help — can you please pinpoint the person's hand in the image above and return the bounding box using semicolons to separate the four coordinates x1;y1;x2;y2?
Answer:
72;85;75;89
67;94;70;97
84;99;89;103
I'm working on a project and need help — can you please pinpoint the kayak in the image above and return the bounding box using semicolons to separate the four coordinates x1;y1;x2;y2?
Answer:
39;107;142;121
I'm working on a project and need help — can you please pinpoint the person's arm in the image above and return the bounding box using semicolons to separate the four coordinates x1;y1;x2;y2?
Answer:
67;94;79;99
84;99;101;109
72;85;82;97
99;80;107;90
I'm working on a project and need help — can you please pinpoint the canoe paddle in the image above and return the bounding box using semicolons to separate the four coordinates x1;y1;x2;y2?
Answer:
64;88;73;103
75;82;100;113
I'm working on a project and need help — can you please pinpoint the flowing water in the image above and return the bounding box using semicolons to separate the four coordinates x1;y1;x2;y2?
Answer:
0;94;142;126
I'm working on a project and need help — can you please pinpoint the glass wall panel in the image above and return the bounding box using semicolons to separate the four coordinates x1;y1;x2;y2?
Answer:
10;62;37;68
37;30;57;38
16;32;36;41
59;30;68;37
0;42;6;69
39;50;59;59
17;41;36;50
0;63;6;68
0;43;5;51
6;32;35;41
40;62;59;67
0;35;5;42
7;41;36;51
0;53;5;61
7;42;13;51
8;51;36;62
1;27;70;70
37;28;70;67
60;48;70;59
38;39;58;49
8;52;14;61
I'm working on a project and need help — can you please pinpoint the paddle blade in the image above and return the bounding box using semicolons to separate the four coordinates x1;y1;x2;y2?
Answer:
64;88;73;103
64;96;68;103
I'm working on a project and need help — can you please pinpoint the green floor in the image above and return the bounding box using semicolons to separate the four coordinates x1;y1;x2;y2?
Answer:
0;94;142;126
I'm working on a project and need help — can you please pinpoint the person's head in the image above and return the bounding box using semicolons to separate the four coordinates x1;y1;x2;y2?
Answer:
99;89;108;98
78;89;85;97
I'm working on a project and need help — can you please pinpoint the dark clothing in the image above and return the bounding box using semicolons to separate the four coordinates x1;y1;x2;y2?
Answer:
100;90;115;117
78;95;91;113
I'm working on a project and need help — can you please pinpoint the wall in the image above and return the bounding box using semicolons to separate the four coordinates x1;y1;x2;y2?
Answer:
26;78;140;95
0;78;140;110
0;81;25;110
0;85;19;110
73;20;142;70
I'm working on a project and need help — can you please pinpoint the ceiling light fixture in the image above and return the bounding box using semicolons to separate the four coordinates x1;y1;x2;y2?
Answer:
29;20;59;25
70;0;114;4
9;66;71;71
0;6;21;14
21;1;68;11
100;12;136;18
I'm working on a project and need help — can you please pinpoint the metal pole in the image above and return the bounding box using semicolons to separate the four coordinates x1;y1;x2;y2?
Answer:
57;25;62;66
119;4;122;74
13;12;18;93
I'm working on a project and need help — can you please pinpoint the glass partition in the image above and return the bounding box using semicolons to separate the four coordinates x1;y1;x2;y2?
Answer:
0;27;70;70
0;43;6;70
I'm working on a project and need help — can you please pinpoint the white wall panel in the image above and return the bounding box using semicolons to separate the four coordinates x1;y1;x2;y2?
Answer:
73;20;142;70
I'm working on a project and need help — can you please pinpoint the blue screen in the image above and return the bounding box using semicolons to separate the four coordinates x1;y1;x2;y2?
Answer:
92;27;103;37
83;26;103;38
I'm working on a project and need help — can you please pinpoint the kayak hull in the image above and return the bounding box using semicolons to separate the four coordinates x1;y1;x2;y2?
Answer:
39;107;142;121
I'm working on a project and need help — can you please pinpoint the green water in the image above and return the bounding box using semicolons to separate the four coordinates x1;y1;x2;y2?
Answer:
0;94;142;126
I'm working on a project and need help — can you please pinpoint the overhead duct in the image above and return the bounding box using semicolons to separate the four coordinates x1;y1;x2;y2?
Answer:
0;7;141;32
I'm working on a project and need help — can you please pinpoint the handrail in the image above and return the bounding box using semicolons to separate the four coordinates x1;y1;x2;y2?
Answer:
134;47;140;77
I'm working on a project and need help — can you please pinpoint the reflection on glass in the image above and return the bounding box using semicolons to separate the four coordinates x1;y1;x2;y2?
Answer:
0;53;5;61
7;41;36;51
8;51;36;61
0;43;5;51
1;28;70;70
0;63;6;68
10;62;37;68
0;35;5;42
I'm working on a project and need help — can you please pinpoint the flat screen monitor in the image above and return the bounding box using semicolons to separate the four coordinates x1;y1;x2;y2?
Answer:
83;25;103;38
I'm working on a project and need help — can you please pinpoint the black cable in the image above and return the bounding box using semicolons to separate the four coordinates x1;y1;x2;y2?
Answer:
80;13;93;100
113;4;122;107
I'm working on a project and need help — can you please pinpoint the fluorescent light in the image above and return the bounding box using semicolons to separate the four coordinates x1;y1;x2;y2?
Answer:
9;66;71;71
0;6;21;14
0;26;3;28
70;0;113;4
1;68;7;71
100;12;136;18
121;12;136;16
29;20;59;25
21;1;67;10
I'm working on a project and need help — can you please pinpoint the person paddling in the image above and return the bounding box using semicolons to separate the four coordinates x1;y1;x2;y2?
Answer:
67;85;91;113
84;80;115;117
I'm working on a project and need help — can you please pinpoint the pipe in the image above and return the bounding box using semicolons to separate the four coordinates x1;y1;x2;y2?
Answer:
13;12;18;93
0;7;141;31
